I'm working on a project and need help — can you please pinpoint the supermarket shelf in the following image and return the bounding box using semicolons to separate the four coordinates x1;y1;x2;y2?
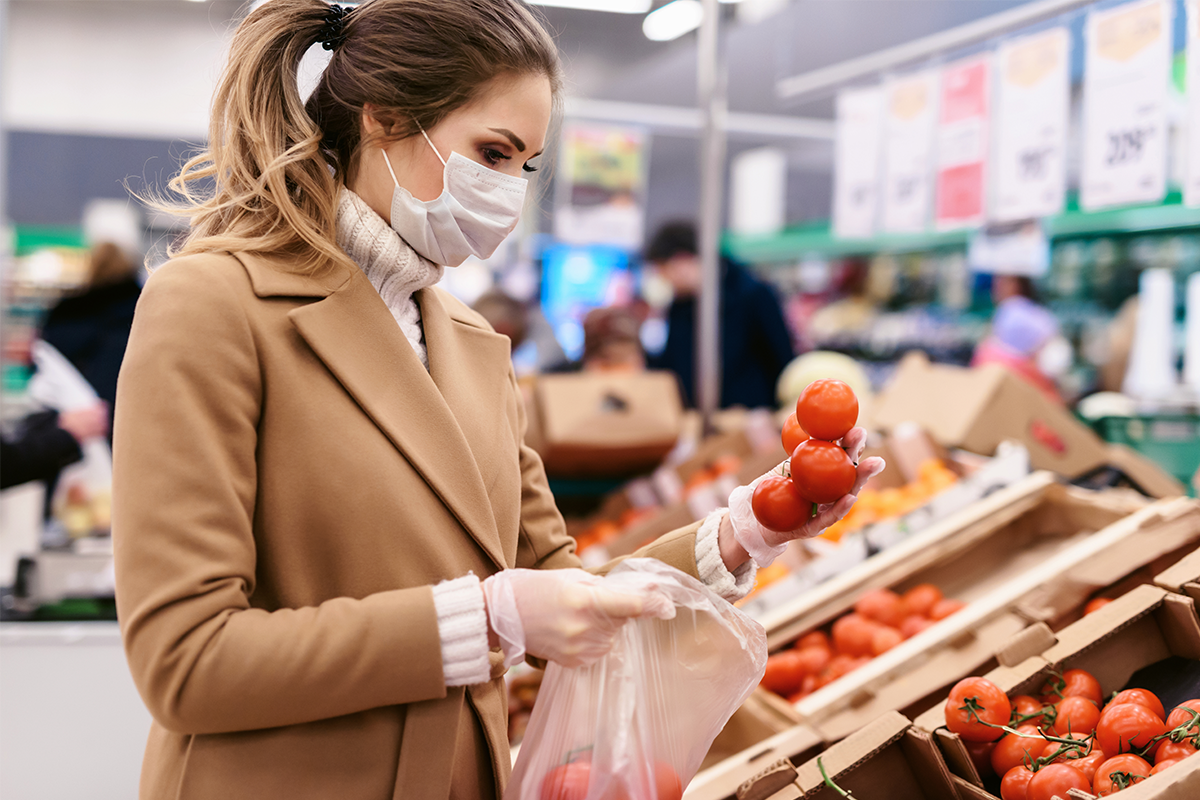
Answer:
726;197;1200;265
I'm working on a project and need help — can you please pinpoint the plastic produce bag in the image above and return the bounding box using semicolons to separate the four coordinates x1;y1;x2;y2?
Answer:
506;558;767;800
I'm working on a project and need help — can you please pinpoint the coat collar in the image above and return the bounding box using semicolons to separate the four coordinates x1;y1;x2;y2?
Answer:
233;251;352;298
276;255;511;571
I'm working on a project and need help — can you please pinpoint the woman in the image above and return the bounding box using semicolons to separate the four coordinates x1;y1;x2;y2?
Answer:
112;2;882;798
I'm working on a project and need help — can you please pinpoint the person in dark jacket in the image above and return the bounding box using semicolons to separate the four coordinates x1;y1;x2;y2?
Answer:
40;242;142;436
0;403;109;490
644;221;795;408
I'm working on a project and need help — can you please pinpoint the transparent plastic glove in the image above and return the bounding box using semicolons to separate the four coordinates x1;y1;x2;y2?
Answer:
729;426;886;567
481;568;675;668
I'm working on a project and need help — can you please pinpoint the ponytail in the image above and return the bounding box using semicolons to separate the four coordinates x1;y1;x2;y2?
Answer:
148;0;562;273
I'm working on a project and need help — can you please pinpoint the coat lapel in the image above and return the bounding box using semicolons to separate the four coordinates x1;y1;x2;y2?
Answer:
277;261;507;571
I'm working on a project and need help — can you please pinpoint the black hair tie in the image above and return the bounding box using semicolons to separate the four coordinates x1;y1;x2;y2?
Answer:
317;3;352;51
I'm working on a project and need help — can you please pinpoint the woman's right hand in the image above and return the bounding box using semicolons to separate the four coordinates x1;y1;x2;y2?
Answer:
481;568;673;668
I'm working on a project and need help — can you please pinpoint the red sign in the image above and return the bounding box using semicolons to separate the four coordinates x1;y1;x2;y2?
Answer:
936;58;990;228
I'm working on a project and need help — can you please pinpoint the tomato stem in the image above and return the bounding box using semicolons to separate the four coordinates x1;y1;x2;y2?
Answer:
817;756;856;799
1141;707;1200;753
1109;770;1146;790
961;696;1092;769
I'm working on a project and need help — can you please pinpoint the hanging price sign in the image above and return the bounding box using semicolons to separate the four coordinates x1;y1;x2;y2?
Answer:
1082;0;1172;210
882;71;938;233
935;57;990;229
1186;0;1200;207
833;86;884;238
991;28;1070;222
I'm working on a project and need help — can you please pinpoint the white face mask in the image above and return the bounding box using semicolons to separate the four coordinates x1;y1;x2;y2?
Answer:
382;128;528;267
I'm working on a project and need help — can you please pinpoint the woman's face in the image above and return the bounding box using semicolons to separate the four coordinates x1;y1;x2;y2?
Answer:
352;72;552;224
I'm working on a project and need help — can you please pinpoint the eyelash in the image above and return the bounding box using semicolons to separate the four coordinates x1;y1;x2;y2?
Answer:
482;147;539;173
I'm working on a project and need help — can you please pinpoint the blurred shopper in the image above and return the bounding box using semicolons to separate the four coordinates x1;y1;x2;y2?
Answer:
582;306;646;372
971;276;1064;403
40;241;141;438
0;404;109;490
112;3;877;798
472;289;529;348
645;221;794;409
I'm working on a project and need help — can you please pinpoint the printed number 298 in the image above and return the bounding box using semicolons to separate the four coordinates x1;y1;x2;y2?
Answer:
1105;128;1152;166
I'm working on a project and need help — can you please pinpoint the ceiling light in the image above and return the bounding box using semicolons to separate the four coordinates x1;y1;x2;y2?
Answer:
643;0;703;41
529;0;652;12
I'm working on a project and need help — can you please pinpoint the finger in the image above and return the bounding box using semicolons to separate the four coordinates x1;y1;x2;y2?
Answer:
841;427;868;464
799;496;854;538
851;456;886;496
592;588;648;620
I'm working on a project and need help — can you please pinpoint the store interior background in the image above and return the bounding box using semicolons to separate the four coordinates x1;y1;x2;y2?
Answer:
2;1;1199;799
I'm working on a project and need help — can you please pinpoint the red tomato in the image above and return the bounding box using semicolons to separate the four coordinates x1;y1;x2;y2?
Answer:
855;588;906;627
796;631;830;651
831;614;879;657
1093;754;1151;796
1027;764;1091;800
1154;739;1198;764
1084;598;1112;615
1107;688;1166;720
1096;703;1167;755
1038;732;1093;763
1041;669;1103;706
991;726;1047;777
751;476;812;532
899;614;935;639
964;739;997;779
929;598;966;621
540;760;591;800
1053;696;1101;736
794;379;858;442
1052;748;1107;783
901;583;943;618
653;762;683;800
945;677;1012;742
781;414;809;457
1151;759;1181;775
761;651;807;695
870;626;904;656
790;440;856;504
1165;699;1200;730
1011;695;1051;726
814;654;862;689
793;646;832;676
1000;766;1034;800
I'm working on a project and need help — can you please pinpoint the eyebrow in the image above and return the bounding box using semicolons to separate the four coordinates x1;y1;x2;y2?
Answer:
488;127;526;153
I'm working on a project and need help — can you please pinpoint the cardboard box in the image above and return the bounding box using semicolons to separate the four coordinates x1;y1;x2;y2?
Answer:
872;352;1111;480
686;711;958;800
914;584;1200;799
530;371;684;477
1156;545;1200;605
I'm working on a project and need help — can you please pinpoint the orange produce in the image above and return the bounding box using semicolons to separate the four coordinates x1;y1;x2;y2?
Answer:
929;598;966;620
855;588;905;627
870;626;904;656
901;583;943;617
899;614;934;639
831;613;878;657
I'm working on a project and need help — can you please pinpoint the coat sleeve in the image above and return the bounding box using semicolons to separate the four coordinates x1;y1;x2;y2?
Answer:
0;411;82;490
112;258;446;736
508;371;704;581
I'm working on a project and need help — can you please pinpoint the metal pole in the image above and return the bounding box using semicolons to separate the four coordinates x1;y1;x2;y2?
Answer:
697;0;726;433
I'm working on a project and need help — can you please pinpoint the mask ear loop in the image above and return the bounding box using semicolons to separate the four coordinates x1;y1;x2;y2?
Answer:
380;149;402;189
419;127;448;167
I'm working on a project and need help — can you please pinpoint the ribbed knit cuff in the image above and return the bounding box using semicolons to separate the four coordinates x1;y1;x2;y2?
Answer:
431;574;491;687
694;509;757;603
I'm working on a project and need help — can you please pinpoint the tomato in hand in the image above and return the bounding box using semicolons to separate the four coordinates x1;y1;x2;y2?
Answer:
1040;669;1103;706
1000;766;1035;800
945;677;1012;742
794;379;858;442
991;726;1047;777
1096;703;1166;755
781;414;809;457
1053;696;1101;736
790;440;856;504
751;475;812;531
855;588;906;627
901;583;943;617
540;759;592;800
1027;764;1090;800
1093;754;1151;796
1107;688;1165;720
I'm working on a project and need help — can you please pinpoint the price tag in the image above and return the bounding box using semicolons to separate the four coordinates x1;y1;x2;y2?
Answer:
1082;0;1172;210
936;57;990;229
833;87;884;238
1187;0;1200;207
882;71;938;233
991;28;1070;222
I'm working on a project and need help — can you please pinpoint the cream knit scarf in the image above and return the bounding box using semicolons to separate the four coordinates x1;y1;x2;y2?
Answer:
335;188;445;368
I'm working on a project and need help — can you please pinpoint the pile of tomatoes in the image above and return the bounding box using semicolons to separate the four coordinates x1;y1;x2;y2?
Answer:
752;380;859;531
538;752;682;800
943;672;1199;799
761;584;964;702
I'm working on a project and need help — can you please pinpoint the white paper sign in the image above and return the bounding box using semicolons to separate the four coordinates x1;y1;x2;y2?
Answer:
991;28;1070;222
936;56;991;229
833;87;884;238
1186;0;1200;207
882;71;938;233
1082;0;1172;210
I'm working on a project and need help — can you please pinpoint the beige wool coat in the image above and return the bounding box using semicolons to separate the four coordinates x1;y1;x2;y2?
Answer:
111;251;706;800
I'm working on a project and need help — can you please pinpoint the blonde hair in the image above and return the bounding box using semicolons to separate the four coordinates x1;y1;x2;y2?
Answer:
153;0;561;274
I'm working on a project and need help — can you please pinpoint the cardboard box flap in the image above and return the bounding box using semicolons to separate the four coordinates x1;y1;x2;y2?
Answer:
1040;584;1168;665
898;727;959;800
1109;753;1200;799
536;372;683;448
734;759;799;800
951;775;997;800
871;353;1004;445
1155;543;1200;596
995;622;1057;668
1158;592;1200;661
686;724;822;800
793;711;910;793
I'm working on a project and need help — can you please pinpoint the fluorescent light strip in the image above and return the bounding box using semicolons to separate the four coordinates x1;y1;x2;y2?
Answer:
529;0;651;12
643;0;703;41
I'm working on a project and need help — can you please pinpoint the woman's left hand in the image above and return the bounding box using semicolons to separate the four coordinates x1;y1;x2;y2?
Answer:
717;426;886;571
